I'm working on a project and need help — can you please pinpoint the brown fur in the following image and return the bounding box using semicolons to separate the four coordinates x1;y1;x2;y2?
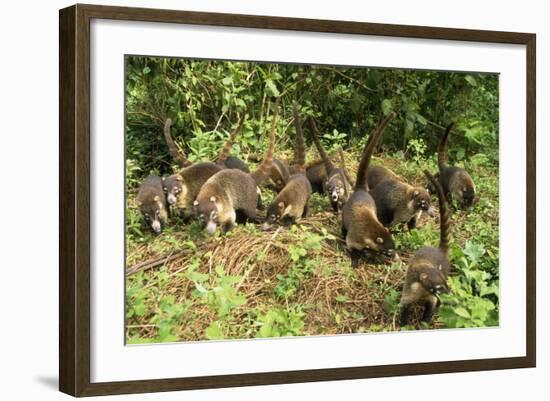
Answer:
338;147;353;186
342;112;397;267
366;165;398;189
369;179;433;230
194;100;279;234
216;115;244;165
305;159;327;194
399;171;451;326
438;122;476;208
267;159;291;191
264;175;312;227
264;105;312;227
251;99;279;186
136;175;169;234
289;102;306;172
308;117;351;211
163;162;223;217
194;170;259;233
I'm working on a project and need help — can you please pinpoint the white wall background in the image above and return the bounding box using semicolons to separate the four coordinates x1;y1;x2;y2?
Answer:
0;0;545;399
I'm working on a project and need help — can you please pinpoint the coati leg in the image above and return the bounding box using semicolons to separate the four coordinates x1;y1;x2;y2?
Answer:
350;249;362;268
422;301;434;323
341;225;348;238
302;203;309;218
407;216;417;230
281;215;296;227
222;221;236;233
242;205;258;223
421;295;439;323
331;201;339;212
399;303;412;327
256;187;264;211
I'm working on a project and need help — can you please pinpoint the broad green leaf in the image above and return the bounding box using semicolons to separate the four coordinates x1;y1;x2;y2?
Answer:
381;99;393;115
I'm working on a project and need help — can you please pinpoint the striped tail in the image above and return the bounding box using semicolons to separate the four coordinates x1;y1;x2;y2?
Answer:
438;122;455;171
217;114;245;165
308;116;334;175
355;111;396;191
338;147;353;186
251;98;279;185
291;102;306;172
163;119;192;168
424;170;451;256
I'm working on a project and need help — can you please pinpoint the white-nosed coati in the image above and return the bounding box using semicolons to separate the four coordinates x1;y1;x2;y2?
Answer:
162;118;224;217
399;170;451;326
437;122;476;208
308;117;351;211
136;175;169;234
369;169;435;230
263;103;312;228
193;100;279;234
341;112;397;267
266;159;290;192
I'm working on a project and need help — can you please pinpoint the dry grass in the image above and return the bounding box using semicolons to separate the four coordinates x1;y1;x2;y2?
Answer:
125;153;497;342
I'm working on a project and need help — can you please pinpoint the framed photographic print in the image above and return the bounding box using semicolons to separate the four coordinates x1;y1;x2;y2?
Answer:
59;3;536;397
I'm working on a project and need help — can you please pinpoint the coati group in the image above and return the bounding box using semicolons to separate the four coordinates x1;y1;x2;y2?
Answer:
135;100;477;327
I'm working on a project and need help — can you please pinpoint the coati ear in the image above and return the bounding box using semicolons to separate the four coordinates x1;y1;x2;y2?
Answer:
210;196;217;202
438;264;442;271
376;237;384;244
278;202;285;209
420;272;428;281
193;200;199;206
413;190;419;197
176;176;183;182
136;200;142;207
153;195;160;202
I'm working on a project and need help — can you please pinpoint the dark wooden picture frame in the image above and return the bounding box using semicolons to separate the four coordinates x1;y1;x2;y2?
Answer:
59;3;536;397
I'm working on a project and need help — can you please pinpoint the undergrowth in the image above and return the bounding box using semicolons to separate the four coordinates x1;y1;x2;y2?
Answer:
125;150;499;343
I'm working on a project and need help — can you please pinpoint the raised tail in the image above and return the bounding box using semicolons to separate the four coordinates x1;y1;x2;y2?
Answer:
291;102;306;172
355;111;396;191
163;119;192;168
338;147;353;186
217;114;245;165
438;122;455;171
308;116;334;175
251;98;280;185
424;170;451;256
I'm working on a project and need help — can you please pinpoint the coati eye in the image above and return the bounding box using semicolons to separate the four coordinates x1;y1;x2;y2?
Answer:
163;187;167;191
376;237;384;244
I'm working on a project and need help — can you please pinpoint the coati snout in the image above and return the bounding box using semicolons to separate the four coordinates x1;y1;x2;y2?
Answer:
327;175;346;206
412;188;434;215
136;175;168;235
163;174;185;205
366;230;396;257
138;195;165;234
193;197;220;235
418;265;449;295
